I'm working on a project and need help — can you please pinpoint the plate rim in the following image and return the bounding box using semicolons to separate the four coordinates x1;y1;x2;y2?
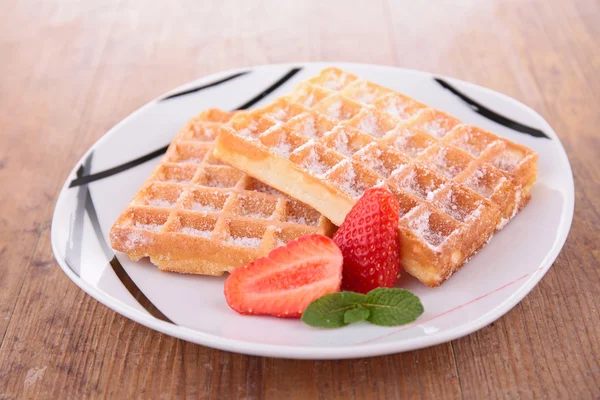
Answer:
51;61;575;359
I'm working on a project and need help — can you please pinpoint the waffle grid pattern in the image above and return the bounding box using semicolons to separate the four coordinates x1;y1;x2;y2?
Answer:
110;109;334;275
216;68;537;286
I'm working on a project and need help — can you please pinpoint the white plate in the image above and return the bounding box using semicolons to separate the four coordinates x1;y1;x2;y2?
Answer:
51;62;574;359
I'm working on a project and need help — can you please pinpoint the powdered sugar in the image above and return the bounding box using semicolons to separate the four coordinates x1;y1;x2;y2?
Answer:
271;138;293;158
134;222;162;232
468;205;483;221
356;92;376;104
464;168;493;198
287;215;309;225
180;227;212;238
323;80;342;90
497;217;509;230
393;133;409;151
396;168;440;200
227;236;261;248
326;101;342;120
299;92;315;107
493;151;522;173
493;176;508;192
454;134;481;156
322;73;346;90
358;145;386;176
206;177;235;188
297;115;319;138
357;113;384;137
392;130;420;156
286;206;320;225
407;210;446;247
382;97;411;119
147;199;174;208
513;189;522;216
396;166;416;186
497;189;522;229
390;163;409;177
189;125;215;141
335;162;365;199
179;158;204;164
293;138;314;154
302;146;329;176
437;189;470;222
419;119;447;138
166;178;191;184
451;129;492;156
425;183;445;202
203;126;215;138
432;147;461;178
329;129;353;157
243;211;272;219
273;108;290;121
396;169;421;197
192;202;220;213
238;120;258;138
125;231;148;249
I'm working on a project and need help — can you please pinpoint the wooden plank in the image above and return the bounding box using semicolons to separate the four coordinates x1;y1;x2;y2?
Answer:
0;0;118;342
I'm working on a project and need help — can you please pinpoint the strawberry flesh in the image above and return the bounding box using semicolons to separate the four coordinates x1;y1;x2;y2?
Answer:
333;188;401;294
224;234;343;318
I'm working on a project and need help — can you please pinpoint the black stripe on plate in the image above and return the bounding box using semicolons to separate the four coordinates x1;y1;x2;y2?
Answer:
160;71;250;101
86;190;175;323
234;67;302;110
64;156;94;276
69;145;169;188
69;67;304;188
434;78;550;139
107;256;175;323
66;152;176;324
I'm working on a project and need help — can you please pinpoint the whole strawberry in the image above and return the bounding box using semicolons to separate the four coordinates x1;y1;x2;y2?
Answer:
333;188;401;293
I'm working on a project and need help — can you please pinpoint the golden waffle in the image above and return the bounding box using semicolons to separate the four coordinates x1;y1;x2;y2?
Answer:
215;68;538;286
110;109;335;275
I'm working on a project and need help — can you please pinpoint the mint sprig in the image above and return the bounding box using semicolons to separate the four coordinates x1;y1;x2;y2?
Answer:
301;288;424;328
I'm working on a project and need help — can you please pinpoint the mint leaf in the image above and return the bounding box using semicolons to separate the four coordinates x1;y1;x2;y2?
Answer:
364;288;424;326
301;292;366;328
302;288;424;329
344;305;370;324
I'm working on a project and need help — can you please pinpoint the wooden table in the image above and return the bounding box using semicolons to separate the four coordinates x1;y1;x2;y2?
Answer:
1;0;598;398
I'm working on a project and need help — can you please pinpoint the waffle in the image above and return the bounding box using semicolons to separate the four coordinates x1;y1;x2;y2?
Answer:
110;109;335;275
215;68;538;286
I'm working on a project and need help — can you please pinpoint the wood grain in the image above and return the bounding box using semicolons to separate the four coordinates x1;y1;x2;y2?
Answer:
0;0;598;398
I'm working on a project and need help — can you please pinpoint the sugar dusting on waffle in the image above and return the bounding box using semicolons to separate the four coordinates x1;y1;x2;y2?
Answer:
110;109;335;276
215;67;538;286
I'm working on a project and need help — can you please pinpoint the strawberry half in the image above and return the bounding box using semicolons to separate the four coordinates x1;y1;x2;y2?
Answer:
333;187;401;294
224;234;343;318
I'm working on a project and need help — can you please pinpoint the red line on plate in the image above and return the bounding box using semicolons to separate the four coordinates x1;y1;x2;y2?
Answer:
357;273;531;345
